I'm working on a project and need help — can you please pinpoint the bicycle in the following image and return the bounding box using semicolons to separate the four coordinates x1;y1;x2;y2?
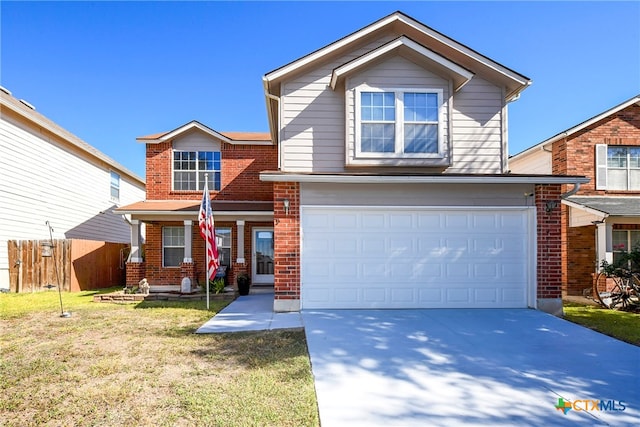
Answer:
593;267;640;309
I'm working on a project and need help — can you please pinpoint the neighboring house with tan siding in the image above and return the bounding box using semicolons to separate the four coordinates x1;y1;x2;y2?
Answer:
0;87;146;290
510;94;640;296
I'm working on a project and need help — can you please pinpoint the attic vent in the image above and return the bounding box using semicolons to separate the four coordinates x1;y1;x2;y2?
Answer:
0;86;12;96
19;99;36;110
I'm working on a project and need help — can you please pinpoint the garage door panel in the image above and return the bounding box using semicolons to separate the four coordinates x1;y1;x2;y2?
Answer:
301;207;533;309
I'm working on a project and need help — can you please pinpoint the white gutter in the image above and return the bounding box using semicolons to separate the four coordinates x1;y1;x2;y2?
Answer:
260;172;589;185
114;210;273;217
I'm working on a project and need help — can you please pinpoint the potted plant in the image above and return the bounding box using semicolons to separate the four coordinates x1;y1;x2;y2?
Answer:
236;272;251;296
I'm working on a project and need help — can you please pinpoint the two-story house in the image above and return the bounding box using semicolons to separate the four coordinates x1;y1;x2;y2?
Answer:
116;11;588;316
262;12;587;315
0;87;146;291
115;121;277;292
510;95;640;297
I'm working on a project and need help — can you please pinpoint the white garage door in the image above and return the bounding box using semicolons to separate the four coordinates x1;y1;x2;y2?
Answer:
301;206;534;309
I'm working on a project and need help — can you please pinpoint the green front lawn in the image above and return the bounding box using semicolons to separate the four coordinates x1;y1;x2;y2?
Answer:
0;290;319;427
563;302;640;346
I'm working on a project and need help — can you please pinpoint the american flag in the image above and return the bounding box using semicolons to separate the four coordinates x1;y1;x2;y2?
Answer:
198;180;219;283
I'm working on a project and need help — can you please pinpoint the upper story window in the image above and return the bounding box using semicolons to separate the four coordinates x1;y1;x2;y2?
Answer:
173;151;221;191
607;146;640;190
110;171;120;202
357;88;442;158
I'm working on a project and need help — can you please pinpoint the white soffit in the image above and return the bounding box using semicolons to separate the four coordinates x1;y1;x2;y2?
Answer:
330;36;474;91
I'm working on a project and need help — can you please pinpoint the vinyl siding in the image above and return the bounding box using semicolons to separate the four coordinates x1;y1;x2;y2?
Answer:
300;182;535;206
279;34;507;173
281;36;396;173
449;77;504;173
345;56;450;166
0;111;145;289
509;150;553;174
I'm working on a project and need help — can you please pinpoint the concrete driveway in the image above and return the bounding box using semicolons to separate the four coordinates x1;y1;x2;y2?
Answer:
302;309;640;426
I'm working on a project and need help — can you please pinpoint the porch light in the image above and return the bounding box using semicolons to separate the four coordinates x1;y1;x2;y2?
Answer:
545;200;558;213
283;198;290;215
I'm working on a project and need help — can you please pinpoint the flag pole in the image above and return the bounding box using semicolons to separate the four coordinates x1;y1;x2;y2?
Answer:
205;173;210;310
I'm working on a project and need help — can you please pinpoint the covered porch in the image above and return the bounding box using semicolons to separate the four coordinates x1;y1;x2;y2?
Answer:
115;200;274;292
563;196;640;294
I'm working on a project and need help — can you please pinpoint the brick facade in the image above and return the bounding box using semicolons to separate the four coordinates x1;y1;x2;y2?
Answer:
146;141;277;201
125;131;277;289
553;104;640;295
535;184;563;300
273;182;301;307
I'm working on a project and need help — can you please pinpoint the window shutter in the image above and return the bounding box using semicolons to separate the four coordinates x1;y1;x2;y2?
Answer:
595;144;607;190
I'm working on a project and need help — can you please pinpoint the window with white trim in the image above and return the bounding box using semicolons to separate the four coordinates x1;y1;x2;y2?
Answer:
612;230;640;265
162;227;184;267
595;145;640;190
216;227;232;268
357;88;442;157
173;151;221;191
110;171;120;202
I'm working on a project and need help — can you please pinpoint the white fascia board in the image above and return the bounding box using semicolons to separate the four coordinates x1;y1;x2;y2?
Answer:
561;199;609;218
396;15;530;88
116;209;273;216
260;173;589;185
265;12;529;91
330;36;474;91
143;121;272;146
265;14;399;82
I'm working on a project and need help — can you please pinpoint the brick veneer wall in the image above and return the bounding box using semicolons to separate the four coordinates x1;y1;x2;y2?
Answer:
126;262;146;286
146;141;277;201
535;184;563;301
273;182;300;308
143;220;272;287
133;133;277;288
553;104;640;295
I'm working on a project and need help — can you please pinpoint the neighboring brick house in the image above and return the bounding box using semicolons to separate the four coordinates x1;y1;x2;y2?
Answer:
261;11;587;315
116;121;277;291
510;95;640;296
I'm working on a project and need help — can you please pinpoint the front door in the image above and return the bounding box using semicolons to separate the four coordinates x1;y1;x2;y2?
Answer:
252;228;274;284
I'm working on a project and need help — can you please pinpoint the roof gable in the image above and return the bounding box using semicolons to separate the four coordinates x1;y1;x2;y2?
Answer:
137;120;272;145
264;11;530;99
329;36;474;92
511;94;640;160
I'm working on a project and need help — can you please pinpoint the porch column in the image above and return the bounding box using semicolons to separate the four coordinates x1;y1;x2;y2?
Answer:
183;220;193;263
595;222;613;268
130;220;143;262
236;220;245;263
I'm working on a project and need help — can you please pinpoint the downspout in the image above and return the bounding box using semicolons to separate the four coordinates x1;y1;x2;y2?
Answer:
561;182;581;199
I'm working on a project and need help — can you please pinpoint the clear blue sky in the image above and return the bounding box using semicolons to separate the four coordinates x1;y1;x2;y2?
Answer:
2;1;639;179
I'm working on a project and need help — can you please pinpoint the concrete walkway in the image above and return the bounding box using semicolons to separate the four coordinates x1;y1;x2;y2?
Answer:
195;291;302;333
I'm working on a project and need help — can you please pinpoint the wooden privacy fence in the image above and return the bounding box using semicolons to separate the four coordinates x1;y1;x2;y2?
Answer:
7;239;129;292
